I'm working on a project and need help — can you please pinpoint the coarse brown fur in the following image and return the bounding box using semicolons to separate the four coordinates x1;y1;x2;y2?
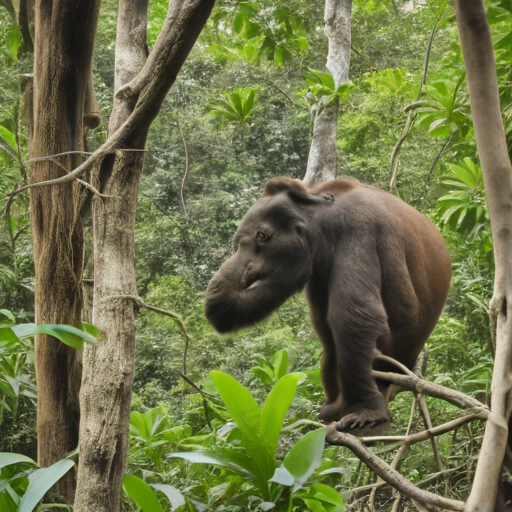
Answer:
205;177;451;433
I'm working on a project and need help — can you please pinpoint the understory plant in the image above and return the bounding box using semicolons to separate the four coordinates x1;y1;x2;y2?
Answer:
169;371;346;511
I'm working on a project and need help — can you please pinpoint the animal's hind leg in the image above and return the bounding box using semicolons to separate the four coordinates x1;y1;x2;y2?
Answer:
330;294;392;432
310;302;342;423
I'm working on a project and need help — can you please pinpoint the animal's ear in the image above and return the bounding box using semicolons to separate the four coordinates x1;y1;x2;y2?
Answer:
263;177;334;204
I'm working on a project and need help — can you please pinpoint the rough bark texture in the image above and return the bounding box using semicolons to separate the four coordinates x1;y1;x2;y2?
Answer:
29;0;100;502
303;0;352;186
74;1;215;510
454;1;512;511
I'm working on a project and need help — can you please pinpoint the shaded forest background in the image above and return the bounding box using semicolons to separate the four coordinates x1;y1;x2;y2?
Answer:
1;0;511;509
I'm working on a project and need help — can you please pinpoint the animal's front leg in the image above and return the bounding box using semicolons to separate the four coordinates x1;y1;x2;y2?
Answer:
330;295;391;433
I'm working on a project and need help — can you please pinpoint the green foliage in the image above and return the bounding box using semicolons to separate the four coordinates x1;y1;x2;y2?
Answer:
437;158;490;241
249;349;290;386
210;88;258;134
415;76;471;139
0;453;75;512
211;1;309;65
302;71;353;108
129;406;192;473
124;474;187;512
168;372;344;510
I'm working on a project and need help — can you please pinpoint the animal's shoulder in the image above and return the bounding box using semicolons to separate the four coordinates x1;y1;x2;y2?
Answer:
312;177;362;197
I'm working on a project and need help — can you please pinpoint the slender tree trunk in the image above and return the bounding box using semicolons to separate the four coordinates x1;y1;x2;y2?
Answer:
454;1;512;511
303;0;352;186
74;1;216;510
29;0;100;502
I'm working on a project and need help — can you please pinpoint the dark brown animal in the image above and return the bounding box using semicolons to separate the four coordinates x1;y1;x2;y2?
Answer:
205;177;451;433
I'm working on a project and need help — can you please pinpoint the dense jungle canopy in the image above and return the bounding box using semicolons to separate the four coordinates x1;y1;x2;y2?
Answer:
1;0;512;510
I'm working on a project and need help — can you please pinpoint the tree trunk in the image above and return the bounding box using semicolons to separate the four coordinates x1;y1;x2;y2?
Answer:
74;1;215;510
454;1;512;511
29;0;100;503
303;0;352;186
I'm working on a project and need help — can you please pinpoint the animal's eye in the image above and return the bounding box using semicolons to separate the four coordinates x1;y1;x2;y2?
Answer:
256;230;270;244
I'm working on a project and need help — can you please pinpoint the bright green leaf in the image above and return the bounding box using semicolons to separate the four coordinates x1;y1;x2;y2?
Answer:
0;453;36;469
123;474;165;512
282;428;327;491
260;372;304;454
18;459;75;512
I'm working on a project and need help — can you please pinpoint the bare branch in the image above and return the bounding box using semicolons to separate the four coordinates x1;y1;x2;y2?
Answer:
103;294;190;375
282;419;325;432
28;150;93;162
371;370;487;411
327;426;466;511
389;10;443;194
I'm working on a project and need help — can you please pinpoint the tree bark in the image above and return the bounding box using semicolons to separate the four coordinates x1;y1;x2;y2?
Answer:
29;0;100;503
303;0;352;186
74;1;216;510
454;1;512;511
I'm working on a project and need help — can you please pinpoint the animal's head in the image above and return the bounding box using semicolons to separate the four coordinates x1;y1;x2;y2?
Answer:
204;177;334;333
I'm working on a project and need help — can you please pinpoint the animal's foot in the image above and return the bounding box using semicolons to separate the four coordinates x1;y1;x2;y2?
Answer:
336;408;391;436
318;398;342;423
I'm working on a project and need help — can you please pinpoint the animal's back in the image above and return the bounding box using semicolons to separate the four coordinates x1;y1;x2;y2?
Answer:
316;179;451;365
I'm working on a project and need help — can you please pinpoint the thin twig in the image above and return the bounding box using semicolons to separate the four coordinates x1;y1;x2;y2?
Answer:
417;393;444;472
27;150;93;162
429;131;455;177
389;11;443;194
180;373;219;430
101;294;190;375
49;157;121;201
178;114;189;217
281;419;325;432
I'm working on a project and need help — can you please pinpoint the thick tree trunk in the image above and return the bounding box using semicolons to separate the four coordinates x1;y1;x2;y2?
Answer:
303;0;352;186
454;1;512;511
29;0;100;503
74;1;216;510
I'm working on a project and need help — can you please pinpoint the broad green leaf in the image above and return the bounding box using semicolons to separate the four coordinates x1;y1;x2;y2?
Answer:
282;428;327;491
274;47;283;66
450;164;478;188
232;12;244;34
210;371;261;449
304;499;327;512
0;453;36;469
0;484;19;512
272;350;288;379
18;459;75;512
6;25;22;60
123;474;165;512
150;483;186;511
428;117;448;134
12;323;97;349
0;327;19;344
311;483;345;506
0;310;15;323
218;447;260;478
0;126;16;152
260;372;304;453
81;322;101;338
269;466;294;486
249;366;274;385
295;37;308;51
168;451;255;480
4;375;19;397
